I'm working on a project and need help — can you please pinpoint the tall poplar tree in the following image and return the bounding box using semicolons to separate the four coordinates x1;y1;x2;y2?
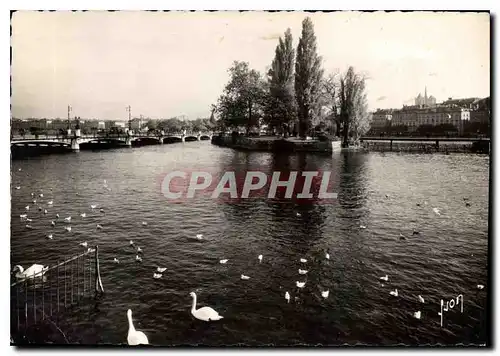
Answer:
294;17;324;139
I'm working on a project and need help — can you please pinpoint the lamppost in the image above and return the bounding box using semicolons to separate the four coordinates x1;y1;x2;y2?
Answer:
126;105;132;135
67;105;72;137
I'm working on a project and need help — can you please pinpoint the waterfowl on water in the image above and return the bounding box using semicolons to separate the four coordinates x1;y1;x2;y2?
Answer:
296;281;305;288
321;290;329;299
285;291;290;303
189;292;223;322
13;264;48;279
126;309;149;345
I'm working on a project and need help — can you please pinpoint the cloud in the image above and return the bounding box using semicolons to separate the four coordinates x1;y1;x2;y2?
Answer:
376;96;387;101
260;33;281;40
429;72;438;76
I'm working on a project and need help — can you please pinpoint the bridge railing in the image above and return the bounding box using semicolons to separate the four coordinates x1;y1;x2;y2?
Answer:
10;246;104;344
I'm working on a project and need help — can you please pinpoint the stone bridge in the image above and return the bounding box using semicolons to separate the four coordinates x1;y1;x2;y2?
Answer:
11;130;213;152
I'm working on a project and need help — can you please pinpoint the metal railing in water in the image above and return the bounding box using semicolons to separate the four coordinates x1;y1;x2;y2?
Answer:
10;245;104;344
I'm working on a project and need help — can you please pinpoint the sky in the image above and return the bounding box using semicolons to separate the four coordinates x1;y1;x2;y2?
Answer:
11;11;490;121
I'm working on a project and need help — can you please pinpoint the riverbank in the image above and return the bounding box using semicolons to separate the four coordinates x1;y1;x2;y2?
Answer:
362;139;490;154
211;135;342;153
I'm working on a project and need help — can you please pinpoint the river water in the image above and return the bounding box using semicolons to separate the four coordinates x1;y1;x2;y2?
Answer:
10;142;490;346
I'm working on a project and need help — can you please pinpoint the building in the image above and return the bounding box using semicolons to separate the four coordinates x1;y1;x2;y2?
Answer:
393;106;470;133
414;87;436;108
371;109;393;129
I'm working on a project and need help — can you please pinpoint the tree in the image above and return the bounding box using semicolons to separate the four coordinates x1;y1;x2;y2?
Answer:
267;28;296;137
216;61;266;134
295;17;324;139
320;72;340;136
338;66;371;147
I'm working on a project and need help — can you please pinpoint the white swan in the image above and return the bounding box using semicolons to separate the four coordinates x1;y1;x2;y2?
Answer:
142;221;148;226
90;205;97;209
157;267;166;273
80;213;86;218
137;247;143;253
32;199;36;204
44;209;48;214
39;193;43;198
48;201;53;205
79;242;88;248
20;214;27;219
51;221;55;227
219;259;228;264
26;224;33;229
100;208;105;213
390;289;398;297
130;240;134;246
241;274;250;280
325;253;330;260
195;234;203;240
26;218;32;222
414;311;421;319
258;255;263;263
285;291;290;303
65;226;71;232
418;295;425;303
477;284;484;290
38;206;42;211
433;208;441;216
136;255;142;262
298;269;308;275
360;225;367;229
126;309;149;345
300;258;307;263
189;292;223;321
113;258;120;264
87;248;96;253
296;281;305;288
25;206;29;211
13;264;48;279
153;273;162;279
97;224;103;230
56;213;59;218
296;212;301;217
64;216;71;222
15;186;20;190
380;275;389;282
47;234;53;240
321;290;329;299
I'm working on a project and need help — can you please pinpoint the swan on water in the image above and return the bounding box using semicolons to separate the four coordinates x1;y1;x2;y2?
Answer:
433;208;441;215
136;255;142;262
321;290;329;299
296;281;305;288
130;240;134;246
91;205;97;209
414;311;421;319
137;247;143;253
153;273;162;279
418;295;425;303
380;275;389;282
97;224;103;230
87;248;96;253
219;259;228;264
65;226;71;232
100;208;105;213
13;264;48;279
285;291;290;303
142;222;148;226
195;234;203;240
26;218;32;222
325;253;330;260
296;212;301;217
48;201;53;205
258;255;263;263
241;274;250;280
113;258;119;264
38;207;42;211
56;213;59;218
399;234;406;240
64;216;71;222
157;267;166;273
43;209;47;214
32;199;36;204
477;285;484;290
298;269;308;275
15;186;20;190
126;309;149;345
25;206;29;211
300;258;307;263
360;225;367;229
390;289;398;297
20;214;27;219
80;213;86;218
51;221;55;227
80;242;88;248
39;193;43;198
25;225;33;229
189;292;223;321
47;234;53;240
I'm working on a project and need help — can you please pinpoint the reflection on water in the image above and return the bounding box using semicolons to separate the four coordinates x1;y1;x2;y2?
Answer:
10;143;489;345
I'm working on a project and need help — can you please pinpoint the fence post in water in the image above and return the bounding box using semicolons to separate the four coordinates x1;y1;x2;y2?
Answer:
435;140;439;151
390;139;393;151
33;271;36;324
94;246;104;296
57;261;60;313
41;270;45;320
24;279;28;326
